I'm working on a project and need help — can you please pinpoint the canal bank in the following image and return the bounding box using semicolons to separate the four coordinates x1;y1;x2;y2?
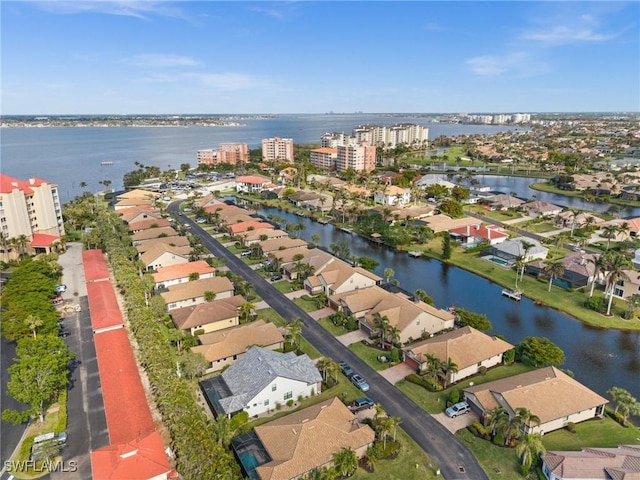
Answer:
248;203;640;408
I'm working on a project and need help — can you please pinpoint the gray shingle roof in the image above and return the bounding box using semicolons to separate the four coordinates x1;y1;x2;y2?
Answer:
218;347;321;414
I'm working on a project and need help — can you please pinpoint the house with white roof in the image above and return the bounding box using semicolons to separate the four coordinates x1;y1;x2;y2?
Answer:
201;347;322;418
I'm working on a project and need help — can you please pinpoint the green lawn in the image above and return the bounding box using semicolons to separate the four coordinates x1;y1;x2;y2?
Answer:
349;342;394;371
523;222;560;234
257;307;286;326
318;316;352;336
542;414;640;450
293;295;322;313
271;280;294;293
396;363;535;414
456;429;521;480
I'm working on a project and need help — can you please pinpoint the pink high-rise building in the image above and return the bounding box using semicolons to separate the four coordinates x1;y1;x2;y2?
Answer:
261;136;294;162
197;143;249;166
336;142;376;172
310;147;337;170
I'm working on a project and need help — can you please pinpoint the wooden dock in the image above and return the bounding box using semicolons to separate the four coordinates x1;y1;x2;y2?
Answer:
501;288;522;301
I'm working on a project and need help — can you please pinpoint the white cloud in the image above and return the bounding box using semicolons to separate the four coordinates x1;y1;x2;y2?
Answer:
521;12;616;46
124;54;201;68
466;51;548;77
247;6;286;20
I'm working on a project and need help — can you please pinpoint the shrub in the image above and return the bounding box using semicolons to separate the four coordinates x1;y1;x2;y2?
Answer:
471;420;490;440
478;366;488;376
389;348;401;363
230;411;249;431
503;349;516;365
380;440;401;459
493;433;505;446
585;296;607;313
367;442;384;460
565;422;576;433
467;423;479;437
55;390;68;433
447;389;460;407
519;465;530;476
286;399;294;407
613;411;626;426
275;402;282;411
405;374;440;391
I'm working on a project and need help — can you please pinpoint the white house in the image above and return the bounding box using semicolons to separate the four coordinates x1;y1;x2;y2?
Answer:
202;347;322;418
373;185;411;206
235;175;272;194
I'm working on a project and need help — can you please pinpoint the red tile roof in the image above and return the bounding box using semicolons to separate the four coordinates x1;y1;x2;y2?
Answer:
86;281;124;332
229;221;274;234
0;174;51;194
82;249;111;282
91;431;173;480
235;175;271;184
31;233;60;247
94;329;155;444
449;224;508;240
152;260;215;283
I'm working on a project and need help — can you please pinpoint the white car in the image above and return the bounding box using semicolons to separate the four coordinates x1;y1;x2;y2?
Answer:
445;401;471;418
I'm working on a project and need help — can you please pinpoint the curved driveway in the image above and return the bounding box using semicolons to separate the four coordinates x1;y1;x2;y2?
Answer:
169;202;488;480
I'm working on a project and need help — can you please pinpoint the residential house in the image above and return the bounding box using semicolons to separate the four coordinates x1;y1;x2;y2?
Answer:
610;269;640;299
200;347;322;418
287;191;333;211
152;260;216;289
541;445;640;480
521;201;563;218
404;326;514;382
243;229;290;246
118;207;163;225
449;224;508;246
113;189;160;211
485;237;548;263
127;217;171;233
231;397;375;480
373;186;411;206
418;214;480;233
463;366;608;435
193;320;284;373
484;194;525;211
235;175;273;194
260;237;308;254
130;227;179;245
228;221;274;236
415;175;456;190
555;210;604;229
140;243;191;271
525;252;598;289
160;276;234;311
328;285;390;318
280;248;334;280
135;236;191;255
304;260;382;296
170;295;245;335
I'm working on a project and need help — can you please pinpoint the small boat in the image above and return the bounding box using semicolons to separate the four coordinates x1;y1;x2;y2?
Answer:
100;161;114;166
408;251;422;258
501;288;522;301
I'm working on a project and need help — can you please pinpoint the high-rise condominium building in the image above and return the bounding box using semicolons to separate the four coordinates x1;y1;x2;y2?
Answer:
0;174;65;260
352;124;428;148
197;143;249;166
261;136;294;162
310;147;338;170
336;142;377;173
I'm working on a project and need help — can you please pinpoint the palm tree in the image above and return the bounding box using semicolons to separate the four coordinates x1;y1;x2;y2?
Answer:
601;224;619;250
513;255;524;288
500;415;524;446
567;208;581;237
484;407;509;436
438;357;459;389
516;433;545;469
383;267;395;284
24;314;43;339
239;301;256;324
515;407;541;434
332;447;357;478
587;254;606;297
603;252;632;316
519;240;535;262
286;318;303;348
372;312;390;348
542;260;565;292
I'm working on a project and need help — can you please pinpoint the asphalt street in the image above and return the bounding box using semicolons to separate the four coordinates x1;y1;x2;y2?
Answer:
170;202;488;480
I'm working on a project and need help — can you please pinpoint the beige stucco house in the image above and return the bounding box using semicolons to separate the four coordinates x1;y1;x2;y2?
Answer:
463;366;608;435
152;260;216;289
304;260;382;296
170;294;245;335
404;326;514;382
160;276;234;311
140;243;191;271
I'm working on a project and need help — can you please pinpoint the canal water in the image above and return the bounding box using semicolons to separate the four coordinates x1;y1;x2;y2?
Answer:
255;205;640;405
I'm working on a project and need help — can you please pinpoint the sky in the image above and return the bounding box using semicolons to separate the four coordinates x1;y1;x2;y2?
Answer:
2;1;639;114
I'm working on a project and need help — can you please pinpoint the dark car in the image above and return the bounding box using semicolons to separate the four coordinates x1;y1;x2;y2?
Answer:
270;274;283;282
338;361;353;377
349;397;375;412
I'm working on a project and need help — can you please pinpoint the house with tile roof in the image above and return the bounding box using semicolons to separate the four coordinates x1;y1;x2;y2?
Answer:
526;252;598;289
521;200;563;218
118;207;163;224
170;295;245;335
193;320;284;373
130;226;179;245
243;229;290;246
82;249;111;282
228;221;274;235
91;430;174;480
485;237;548;263
259;237;308;254
135;235;191;255
449;224;508;246
484;194;525;211
113;195;157;211
287;190;334;211
127;217;172;233
404;326;514;382
278;248;334;280
541;445;640;480
201;347;322;418
463;366;608;435
373;185;411;206
236;175;272;194
86;281;125;333
231;397;375;480
161;276;234;311
303;260;382;296
418;214;480;233
140;243;192;271
152;260;216;289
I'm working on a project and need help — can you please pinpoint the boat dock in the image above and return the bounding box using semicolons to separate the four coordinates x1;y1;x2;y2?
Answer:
100;161;114;165
501;288;522;301
408;251;422;258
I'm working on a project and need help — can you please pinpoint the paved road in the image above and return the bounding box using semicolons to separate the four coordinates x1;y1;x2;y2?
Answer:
170;203;488;480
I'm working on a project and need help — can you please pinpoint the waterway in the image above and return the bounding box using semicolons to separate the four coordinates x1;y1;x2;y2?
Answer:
255;205;640;406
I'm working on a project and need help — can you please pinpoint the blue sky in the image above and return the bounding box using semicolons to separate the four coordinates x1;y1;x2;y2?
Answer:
2;1;638;114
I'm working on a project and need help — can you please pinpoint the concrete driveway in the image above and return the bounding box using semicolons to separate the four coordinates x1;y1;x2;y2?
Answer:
432;411;478;434
378;362;414;384
336;329;368;346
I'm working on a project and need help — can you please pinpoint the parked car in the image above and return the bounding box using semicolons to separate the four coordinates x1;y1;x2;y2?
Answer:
445;401;471;418
338;361;353;377
55;284;67;294
351;374;370;392
196;217;206;224
240;250;252;257
51;296;64;306
270;274;283;282
349;397;375;412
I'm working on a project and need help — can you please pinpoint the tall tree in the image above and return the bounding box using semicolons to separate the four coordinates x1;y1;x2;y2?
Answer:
602;252;631;316
332;447;357;478
542;260;565;292
516;433;545;469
